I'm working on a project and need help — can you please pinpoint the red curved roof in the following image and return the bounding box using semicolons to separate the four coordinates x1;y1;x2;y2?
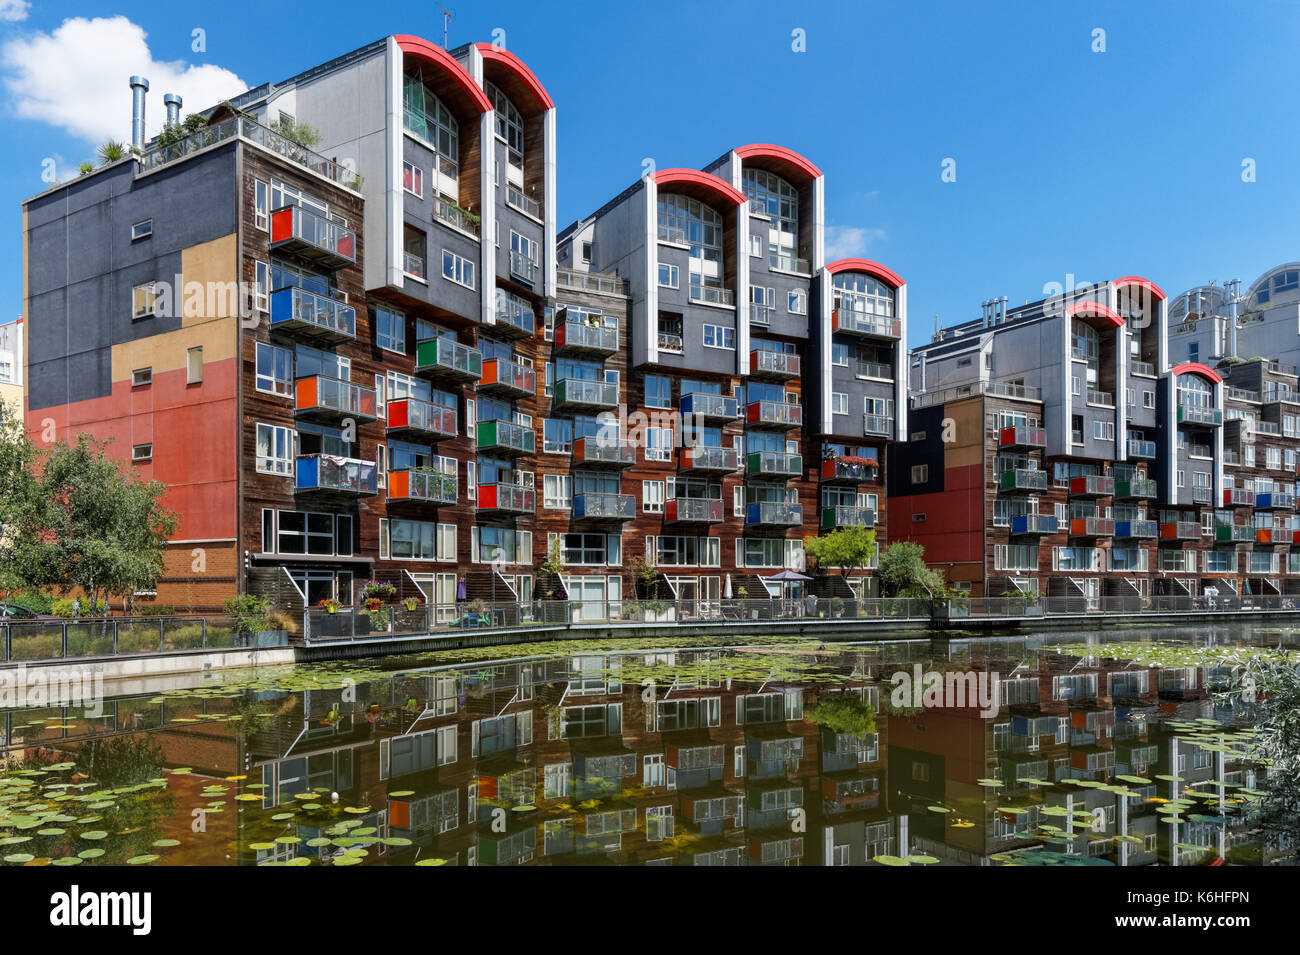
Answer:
827;258;904;289
476;43;554;110
1066;300;1124;328
395;35;492;113
1114;275;1167;301
653;168;746;206
734;143;822;180
1170;361;1223;385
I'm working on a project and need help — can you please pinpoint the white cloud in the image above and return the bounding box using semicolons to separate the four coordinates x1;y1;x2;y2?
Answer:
2;15;246;144
0;1;30;23
825;225;887;260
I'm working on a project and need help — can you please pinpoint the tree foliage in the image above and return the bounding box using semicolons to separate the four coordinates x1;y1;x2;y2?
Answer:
877;541;947;598
805;525;877;576
1221;656;1300;831
805;694;877;737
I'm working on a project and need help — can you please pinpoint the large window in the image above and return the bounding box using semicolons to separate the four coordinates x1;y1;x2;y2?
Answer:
255;342;293;396
742;168;798;266
374;305;406;354
658;194;723;291
486;80;525;175
403;70;459;176
833;272;894;318
255;423;295;476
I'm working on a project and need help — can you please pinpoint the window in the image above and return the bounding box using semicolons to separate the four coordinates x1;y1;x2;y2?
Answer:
831;392;847;415
642;480;666;513
375;306;406;354
543;418;573;454
187;347;203;384
703;324;734;349
911;465;928;483
750;285;775;324
543;473;572;509
788;289;807;314
132;443;153;462
645;375;671;410
646;428;672;462
132;368;152;387
1143;390;1155;409
255;342;293;397
131;218;153;241
402;160;423;197
254;179;269;230
658;263;679;288
749;234;763;257
132;283;159;319
403;71;460;176
1093;420;1115;441
256;424;295;476
386;519;456;561
254;260;269;312
832;343;849;367
442;250;475;288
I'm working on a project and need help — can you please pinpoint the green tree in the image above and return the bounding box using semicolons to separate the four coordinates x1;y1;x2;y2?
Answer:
1221;656;1300;832
877;541;947;598
0;412;40;593
805;525;877;577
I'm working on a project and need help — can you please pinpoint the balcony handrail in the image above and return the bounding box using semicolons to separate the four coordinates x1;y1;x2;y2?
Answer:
391;395;457;436
556;268;628;295
768;251;810;274
271;203;356;262
560;320;618;351
432;196;481;236
395;468;459;503
269;285;356;338
863;413;894;436
403;251;426;279
688;284;735;307
658;331;684;353
557;378;618;405
505;184;541;218
911;379;1043;409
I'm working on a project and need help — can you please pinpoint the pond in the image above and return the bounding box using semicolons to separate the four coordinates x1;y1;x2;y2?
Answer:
0;622;1295;867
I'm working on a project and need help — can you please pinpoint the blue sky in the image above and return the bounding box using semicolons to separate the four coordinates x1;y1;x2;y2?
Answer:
3;0;1299;347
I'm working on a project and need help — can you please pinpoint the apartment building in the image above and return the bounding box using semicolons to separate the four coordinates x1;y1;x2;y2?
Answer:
893;276;1242;605
558;145;906;603
0;318;22;422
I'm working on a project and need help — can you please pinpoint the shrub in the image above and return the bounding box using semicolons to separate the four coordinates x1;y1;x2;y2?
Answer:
52;598;106;618
5;591;54;614
136;605;176;616
805;694;877;737
223;594;272;636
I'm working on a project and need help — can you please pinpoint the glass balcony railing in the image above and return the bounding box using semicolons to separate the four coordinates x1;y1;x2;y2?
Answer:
680;393;738;422
679;445;739;472
493;304;536;340
555;321;618;356
998;426;1046;450
294;375;377;422
1130;360;1156;377
820;456;878;483
749;350;800;379
1115;478;1157;499
665;498;724;523
477;483;535;514
1115;519;1158;539
269;205;356;268
688;284;735;307
509;250;539;285
657;330;684;353
414;337;482;381
1259;528;1294;545
999;469;1048;492
1256;492;1297;510
1126;438;1157;458
556;269;627;295
1069;517;1115;537
1177;405;1222;426
833;309;900;339
768;251;810;274
1070;475;1115;497
295;454;377;495
747;400;802;429
746;451;802;478
1159;521;1200;541
554;378;618;410
477;419;535;456
856;361;893;380
403;251;426;280
572;493;635;521
573;437;636;468
433;196;481;236
505;185;541;218
1010;514;1058;535
745;501;803;526
1215;524;1253;543
863;414;894;437
387;469;457;505
821;506;875;530
269;286;356;343
1223;487;1255;506
478;358;535;398
386;397;457;439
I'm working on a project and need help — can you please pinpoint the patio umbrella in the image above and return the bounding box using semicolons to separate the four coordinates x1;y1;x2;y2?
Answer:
457;577;467;600
766;570;811;582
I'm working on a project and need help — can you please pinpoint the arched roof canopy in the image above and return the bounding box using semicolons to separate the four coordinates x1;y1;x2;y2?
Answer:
1066;299;1124;329
827;258;904;289
1171;361;1223;385
395;35;491;120
733;143;822;184
476;43;553;116
654;168;746;209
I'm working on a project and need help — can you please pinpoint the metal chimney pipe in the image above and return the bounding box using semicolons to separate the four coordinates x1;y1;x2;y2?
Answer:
130;76;149;149
163;93;182;127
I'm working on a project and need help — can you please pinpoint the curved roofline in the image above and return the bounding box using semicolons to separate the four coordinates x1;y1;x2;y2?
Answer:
653;168;746;206
733;143;823;180
1170;361;1223;385
1113;275;1166;302
1065;300;1124;328
394;35;492;113
827;258;904;289
475;42;555;110
1246;261;1300;297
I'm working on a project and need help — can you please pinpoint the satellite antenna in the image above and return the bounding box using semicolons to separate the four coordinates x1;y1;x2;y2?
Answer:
438;5;454;48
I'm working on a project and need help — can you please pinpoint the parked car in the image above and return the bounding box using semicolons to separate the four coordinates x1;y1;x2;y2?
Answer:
0;603;39;619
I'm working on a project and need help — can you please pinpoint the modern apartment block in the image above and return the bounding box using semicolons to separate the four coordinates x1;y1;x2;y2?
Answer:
20;36;909;612
0;318;22;421
559;146;907;603
893;276;1254;604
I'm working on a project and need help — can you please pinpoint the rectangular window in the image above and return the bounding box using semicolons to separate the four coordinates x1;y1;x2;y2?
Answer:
132;283;159;319
911;465;928;484
132;367;152;387
255;342;293;397
645;375;671;410
187;346;203;384
442;250;475;288
131;218;153;241
375;305;406;354
831;392;847;415
658;263;679;288
702;324;734;349
543;473;572;509
254;179;269;230
788;289;807;314
642;480;665;513
132;443;153;462
402;160;424;197
255;424;295;475
254;260;270;312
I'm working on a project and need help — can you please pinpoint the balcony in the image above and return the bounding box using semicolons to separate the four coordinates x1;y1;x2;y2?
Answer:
269;205;356;269
821;456;879;484
749;350;801;381
863;414;894;438
1070;517;1116;538
1086;389;1114;408
294;376;377;424
1115;519;1158;540
1256;492;1297;510
769;251;811;274
745;501;803;526
1177;405;1222;426
1070;475;1115;497
554;378;618;412
477;483;535;514
998;469;1048;493
387;397;457;440
1191;487;1213;505
832;309;900;339
509;250;539;286
680;392;738;423
1223;488;1254;506
747;451;803;479
998;426;1047;451
505;184;541;219
476;419;535;456
269;287;356;343
573;437;636;469
856;360;893;380
414;338;482;382
556;269;627;296
403;251;426;280
1130;360;1156;377
1160;521;1200;541
478;358;535;399
820;506;875;530
688;285;735;307
387;469;457;505
1115;478;1157;500
294;454;377;496
554;321;618;357
432;196;481;236
572;493;636;522
665;498;724;523
1258;528;1295;545
1126;439;1157;459
679;445;739;473
657;331;684;353
747;400;802;430
492;305;536;340
1010;514;1058;536
1215;524;1253;543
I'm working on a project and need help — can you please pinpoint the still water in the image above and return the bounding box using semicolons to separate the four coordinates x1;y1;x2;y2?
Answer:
0;623;1294;867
